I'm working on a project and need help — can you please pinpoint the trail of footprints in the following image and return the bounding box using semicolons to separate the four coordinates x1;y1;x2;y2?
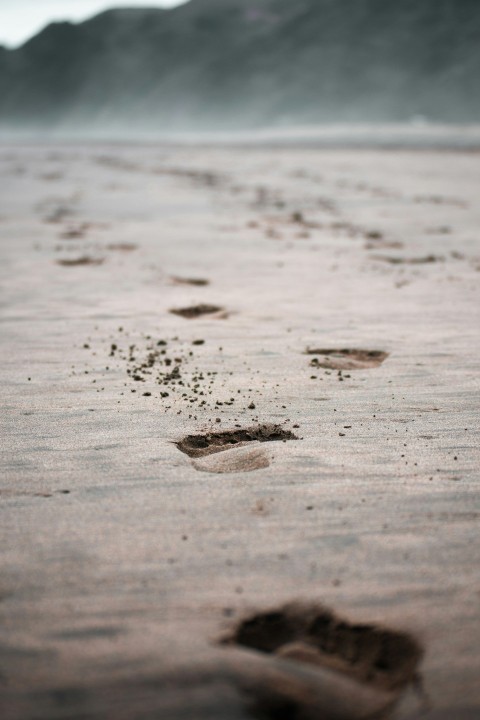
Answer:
159;255;415;716
96;286;413;715
67;156;434;718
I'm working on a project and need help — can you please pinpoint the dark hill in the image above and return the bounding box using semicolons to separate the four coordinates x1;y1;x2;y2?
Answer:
0;0;479;133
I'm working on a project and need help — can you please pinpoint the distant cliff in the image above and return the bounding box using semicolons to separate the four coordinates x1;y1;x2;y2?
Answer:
1;0;479;133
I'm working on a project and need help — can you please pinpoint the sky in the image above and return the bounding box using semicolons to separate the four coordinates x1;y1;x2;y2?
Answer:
0;0;189;47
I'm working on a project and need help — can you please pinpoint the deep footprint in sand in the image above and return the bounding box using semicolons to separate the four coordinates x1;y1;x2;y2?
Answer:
177;424;298;459
170;304;224;319
223;603;423;693
306;348;389;371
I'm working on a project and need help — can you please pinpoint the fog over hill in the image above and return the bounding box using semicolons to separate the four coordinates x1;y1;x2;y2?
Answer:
0;0;479;134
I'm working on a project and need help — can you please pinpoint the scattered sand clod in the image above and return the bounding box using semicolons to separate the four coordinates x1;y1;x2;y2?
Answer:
56;256;104;267
170;304;224;319
193;446;270;474
170;276;210;286
223;603;423;693
306;348;389;371
177;424;298;459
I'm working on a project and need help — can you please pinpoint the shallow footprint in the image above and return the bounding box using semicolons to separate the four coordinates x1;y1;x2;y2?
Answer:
56;256;104;267
170;304;224;319
170;276;210;287
107;242;138;252
372;254;442;265
306;348;389;371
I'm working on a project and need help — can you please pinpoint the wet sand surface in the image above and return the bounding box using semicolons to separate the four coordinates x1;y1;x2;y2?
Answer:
0;143;479;719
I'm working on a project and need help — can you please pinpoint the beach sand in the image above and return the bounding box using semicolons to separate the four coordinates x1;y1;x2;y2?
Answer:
0;140;479;719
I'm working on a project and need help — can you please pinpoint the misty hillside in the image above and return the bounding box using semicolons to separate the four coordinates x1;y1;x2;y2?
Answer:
1;0;479;133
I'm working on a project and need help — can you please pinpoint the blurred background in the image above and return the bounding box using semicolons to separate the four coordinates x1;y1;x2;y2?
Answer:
0;0;479;138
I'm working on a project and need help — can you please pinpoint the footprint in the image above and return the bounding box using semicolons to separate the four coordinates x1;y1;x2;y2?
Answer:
170;304;224;319
193;446;270;474
176;424;298;459
222;603;423;693
170;276;210;286
106;243;138;252
372;255;442;265
59;223;90;239
56;256;104;267
43;206;74;224
364;240;404;250
306;349;389;371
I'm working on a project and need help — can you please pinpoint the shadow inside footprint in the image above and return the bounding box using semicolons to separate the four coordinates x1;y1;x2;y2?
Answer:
170;304;224;319
223;603;423;693
177;424;298;459
306;348;388;371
